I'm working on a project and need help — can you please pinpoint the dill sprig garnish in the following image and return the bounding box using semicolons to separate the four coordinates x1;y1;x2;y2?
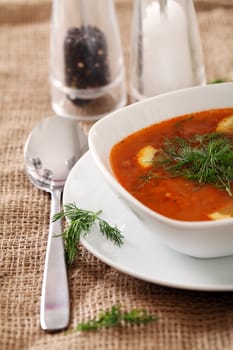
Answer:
53;203;124;265
154;133;233;196
134;170;162;189
209;79;227;84
75;305;157;331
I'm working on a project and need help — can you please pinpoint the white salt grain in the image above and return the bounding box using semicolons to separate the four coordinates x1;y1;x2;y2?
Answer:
142;0;193;96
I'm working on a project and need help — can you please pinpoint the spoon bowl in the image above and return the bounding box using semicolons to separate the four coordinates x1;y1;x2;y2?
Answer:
24;115;85;331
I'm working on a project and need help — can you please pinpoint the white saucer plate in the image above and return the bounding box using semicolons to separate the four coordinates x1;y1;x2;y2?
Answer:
63;151;233;292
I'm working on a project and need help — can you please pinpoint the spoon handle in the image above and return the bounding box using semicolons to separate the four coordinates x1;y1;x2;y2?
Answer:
40;189;69;331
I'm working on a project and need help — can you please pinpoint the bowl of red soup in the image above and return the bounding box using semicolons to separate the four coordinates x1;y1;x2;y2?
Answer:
88;83;233;258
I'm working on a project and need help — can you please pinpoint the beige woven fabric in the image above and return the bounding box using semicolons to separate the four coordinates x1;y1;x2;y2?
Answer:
0;1;233;349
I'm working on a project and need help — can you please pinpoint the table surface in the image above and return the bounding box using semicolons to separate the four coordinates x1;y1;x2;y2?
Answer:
1;1;233;349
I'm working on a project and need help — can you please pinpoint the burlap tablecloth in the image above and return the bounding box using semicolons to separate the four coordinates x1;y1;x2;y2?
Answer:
0;1;233;349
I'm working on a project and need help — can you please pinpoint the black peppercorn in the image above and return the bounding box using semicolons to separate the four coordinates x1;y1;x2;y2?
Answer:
64;25;110;106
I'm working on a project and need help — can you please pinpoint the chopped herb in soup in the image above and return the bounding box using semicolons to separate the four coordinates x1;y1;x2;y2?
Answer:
110;108;233;221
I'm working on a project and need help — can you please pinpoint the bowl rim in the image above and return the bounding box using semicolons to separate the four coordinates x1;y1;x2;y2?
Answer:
89;83;233;229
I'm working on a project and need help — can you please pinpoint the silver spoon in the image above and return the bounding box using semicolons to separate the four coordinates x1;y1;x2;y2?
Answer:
24;115;86;331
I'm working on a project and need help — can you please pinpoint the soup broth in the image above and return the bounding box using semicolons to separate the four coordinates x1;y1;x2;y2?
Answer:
110;108;233;221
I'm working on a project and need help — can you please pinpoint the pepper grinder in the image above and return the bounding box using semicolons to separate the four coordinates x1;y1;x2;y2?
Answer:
130;0;206;102
50;0;126;121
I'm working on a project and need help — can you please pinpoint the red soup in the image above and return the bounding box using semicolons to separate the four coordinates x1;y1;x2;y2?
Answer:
110;108;233;221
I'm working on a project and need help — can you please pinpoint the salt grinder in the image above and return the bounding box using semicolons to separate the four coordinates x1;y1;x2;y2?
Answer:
50;0;126;120
130;0;206;102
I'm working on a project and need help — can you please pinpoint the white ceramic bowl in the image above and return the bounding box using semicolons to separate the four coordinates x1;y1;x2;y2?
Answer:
88;83;233;258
